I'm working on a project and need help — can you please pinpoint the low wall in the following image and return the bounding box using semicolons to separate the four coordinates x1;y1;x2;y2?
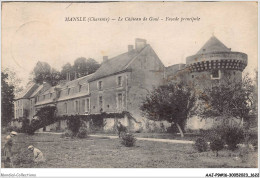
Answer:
186;116;242;130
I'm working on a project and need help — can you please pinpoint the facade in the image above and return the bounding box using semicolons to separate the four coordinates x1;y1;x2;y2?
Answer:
12;36;248;131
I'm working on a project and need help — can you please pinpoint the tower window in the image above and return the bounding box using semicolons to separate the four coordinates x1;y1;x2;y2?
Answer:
211;70;221;79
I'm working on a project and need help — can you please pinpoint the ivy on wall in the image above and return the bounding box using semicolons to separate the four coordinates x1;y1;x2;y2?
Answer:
24;106;138;134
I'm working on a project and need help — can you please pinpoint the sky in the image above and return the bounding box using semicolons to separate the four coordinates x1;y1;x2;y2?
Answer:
2;2;258;87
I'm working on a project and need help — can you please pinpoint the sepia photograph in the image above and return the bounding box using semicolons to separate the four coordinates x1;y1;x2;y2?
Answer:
1;1;258;175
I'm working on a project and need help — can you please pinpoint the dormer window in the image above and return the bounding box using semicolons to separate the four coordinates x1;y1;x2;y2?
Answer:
79;85;82;92
117;76;122;87
50;93;52;98
68;88;71;95
98;81;103;90
211;69;221;80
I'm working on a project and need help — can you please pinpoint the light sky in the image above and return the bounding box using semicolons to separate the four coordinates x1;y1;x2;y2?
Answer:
2;2;258;87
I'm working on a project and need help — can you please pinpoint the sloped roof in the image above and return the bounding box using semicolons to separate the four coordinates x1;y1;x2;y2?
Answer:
15;83;38;100
30;85;44;98
35;74;93;106
196;36;231;54
89;46;149;81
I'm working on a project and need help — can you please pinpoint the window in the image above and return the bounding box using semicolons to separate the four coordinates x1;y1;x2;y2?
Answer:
68;88;71;95
74;101;79;113
99;96;103;109
64;103;68;114
117;93;123;110
85;98;90;113
50;93;52;98
43;95;45;100
98;81;103;90
30;100;33;106
211;70;221;79
79;85;82;92
117;76;122;87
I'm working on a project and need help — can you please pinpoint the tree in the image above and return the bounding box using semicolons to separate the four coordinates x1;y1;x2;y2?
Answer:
1;72;15;126
61;63;73;80
140;82;196;137
73;57;100;78
2;68;24;96
32;61;62;86
85;58;100;74
198;74;255;127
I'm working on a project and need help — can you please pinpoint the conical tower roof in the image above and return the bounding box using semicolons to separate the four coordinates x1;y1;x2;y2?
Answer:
196;36;231;54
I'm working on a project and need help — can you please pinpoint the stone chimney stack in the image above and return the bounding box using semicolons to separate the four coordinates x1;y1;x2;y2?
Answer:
103;56;108;62
128;45;134;52
135;38;147;52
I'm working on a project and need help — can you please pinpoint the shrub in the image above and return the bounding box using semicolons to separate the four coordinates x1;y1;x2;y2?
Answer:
210;138;224;156
193;138;208;152
202;124;245;151
21;119;31;133
12;149;34;167
64;129;73;138
222;125;244;150
166;124;178;133
120;133;136;147
67;117;81;136
77;127;88;138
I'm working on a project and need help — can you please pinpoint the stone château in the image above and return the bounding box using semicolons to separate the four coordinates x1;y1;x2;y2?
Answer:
13;36;248;131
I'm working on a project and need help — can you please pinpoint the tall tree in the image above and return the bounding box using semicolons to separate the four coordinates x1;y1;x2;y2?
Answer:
61;63;73;80
1;72;15;126
73;57;87;78
32;61;62;86
73;57;100;78
198;74;255;127
85;58;100;75
140;82;196;137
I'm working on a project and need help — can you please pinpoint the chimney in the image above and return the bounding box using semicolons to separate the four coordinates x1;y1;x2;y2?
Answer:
103;56;108;62
135;38;147;52
128;45;134;52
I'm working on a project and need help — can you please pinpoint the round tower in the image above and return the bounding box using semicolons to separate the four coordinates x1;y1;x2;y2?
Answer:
185;36;248;89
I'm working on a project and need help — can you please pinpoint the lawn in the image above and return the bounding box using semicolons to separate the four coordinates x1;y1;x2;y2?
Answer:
1;133;258;168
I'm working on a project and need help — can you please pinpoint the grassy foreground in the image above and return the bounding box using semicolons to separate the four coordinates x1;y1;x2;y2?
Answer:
1;133;257;168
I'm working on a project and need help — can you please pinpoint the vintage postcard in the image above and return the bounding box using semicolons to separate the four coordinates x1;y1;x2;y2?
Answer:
1;1;258;177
